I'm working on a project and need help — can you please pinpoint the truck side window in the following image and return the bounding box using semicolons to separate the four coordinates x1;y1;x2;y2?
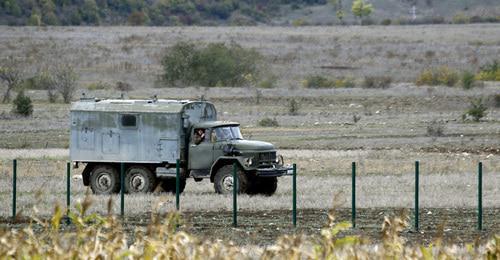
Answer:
121;114;137;128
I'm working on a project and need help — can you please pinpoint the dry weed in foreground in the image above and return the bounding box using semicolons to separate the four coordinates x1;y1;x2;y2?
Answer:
0;198;499;259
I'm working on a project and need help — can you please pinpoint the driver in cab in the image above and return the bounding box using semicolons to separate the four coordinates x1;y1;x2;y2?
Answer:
193;128;205;145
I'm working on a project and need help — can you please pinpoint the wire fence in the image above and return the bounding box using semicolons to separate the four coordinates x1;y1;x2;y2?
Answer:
3;159;495;231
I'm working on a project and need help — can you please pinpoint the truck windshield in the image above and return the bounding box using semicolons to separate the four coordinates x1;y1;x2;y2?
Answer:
214;126;243;141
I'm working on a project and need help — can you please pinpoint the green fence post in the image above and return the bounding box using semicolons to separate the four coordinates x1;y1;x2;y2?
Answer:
292;163;297;227
415;161;419;231
12;159;17;220
66;162;71;224
120;163;125;218
478;162;483;231
351;162;356;228
176;159;180;211
233;162;238;227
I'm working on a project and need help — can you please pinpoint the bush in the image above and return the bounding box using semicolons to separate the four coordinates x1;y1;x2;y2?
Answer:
416;67;458;86
476;60;500;81
452;13;470;24
494;94;500;108
161;42;261;87
380;19;391;25
87;81;112;90
426;120;444;137
257;75;277;89
303;75;355;88
461;71;476;89
288;99;300;116
363;76;392;89
115;81;133;92
464;99;487;122
257;117;279;127
303;75;334;88
12;91;33;116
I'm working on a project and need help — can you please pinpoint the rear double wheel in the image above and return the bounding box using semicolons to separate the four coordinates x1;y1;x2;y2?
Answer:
90;165;120;194
124;166;156;193
214;165;249;194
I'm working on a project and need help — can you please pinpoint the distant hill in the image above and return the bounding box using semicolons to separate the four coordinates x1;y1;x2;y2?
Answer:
0;0;499;26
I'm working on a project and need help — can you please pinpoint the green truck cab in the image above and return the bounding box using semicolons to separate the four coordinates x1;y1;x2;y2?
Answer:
189;121;290;195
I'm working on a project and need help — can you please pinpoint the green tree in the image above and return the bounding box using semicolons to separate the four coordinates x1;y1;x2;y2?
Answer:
81;0;99;24
351;0;373;25
12;90;33;116
336;10;345;23
128;10;149;25
27;10;42;26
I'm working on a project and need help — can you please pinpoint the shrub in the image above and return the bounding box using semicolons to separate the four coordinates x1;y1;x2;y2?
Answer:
416;67;458;86
452;13;470;24
380;19;391;25
12;91;33;116
334;77;356;88
115;81;133;92
426;120;445;137
476;60;500;81
292;18;307;26
464;99;487;122
257;117;279;127
363;76;392;89
161;41;261;87
87;81;112;90
288;99;300;116
494;94;500;108
53;65;78;104
303;75;335;88
257;75;277;89
461;71;476;89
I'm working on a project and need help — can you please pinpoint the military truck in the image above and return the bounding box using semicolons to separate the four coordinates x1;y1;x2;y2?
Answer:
70;98;291;196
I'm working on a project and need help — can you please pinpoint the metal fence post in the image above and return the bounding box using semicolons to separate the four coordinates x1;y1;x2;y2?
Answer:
351;162;356;228
120;163;125;218
66;162;71;224
12;159;17;220
233;162;238;227
478;162;483;231
415;161;419;231
176;159;180;211
292;163;297;227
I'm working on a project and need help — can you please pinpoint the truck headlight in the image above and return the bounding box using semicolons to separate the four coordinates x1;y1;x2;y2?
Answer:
245;157;253;167
276;155;284;165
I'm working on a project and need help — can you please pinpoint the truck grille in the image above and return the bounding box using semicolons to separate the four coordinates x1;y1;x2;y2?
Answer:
258;152;276;163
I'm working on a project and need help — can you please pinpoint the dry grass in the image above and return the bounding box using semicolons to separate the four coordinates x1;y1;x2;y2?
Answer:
0;200;499;259
0;151;498;217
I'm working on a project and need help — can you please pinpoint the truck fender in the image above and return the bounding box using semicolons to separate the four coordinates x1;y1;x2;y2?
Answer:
82;163;96;186
209;157;243;182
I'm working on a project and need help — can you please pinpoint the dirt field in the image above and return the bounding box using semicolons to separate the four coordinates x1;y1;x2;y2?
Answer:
0;25;499;246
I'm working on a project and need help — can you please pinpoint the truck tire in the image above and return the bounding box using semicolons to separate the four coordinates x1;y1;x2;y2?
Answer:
258;177;278;196
124;166;156;193
247;176;278;196
90;165;120;194
160;178;186;194
214;165;248;194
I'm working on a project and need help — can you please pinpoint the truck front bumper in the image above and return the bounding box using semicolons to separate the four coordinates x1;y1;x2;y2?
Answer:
255;165;294;177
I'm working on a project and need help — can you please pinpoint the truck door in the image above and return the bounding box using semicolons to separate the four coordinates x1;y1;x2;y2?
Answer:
188;128;214;170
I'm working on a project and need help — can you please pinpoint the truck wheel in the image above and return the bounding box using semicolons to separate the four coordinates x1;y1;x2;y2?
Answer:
259;177;278;196
214;165;248;194
125;166;156;193
160;178;186;194
90;165;120;194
